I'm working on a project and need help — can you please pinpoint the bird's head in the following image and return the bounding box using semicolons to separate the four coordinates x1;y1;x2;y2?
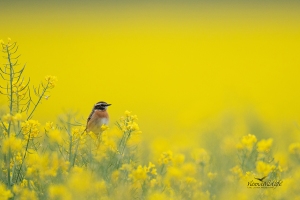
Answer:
94;101;112;111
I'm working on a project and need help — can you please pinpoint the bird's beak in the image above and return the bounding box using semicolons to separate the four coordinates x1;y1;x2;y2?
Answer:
106;104;112;106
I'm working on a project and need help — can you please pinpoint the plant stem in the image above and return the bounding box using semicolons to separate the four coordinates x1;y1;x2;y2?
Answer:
27;82;49;120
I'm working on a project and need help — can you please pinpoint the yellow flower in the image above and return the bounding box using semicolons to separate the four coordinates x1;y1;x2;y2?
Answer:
48;129;63;145
21;120;40;139
185;177;197;184
18;188;38;200
256;161;275;176
158;151;173;165
237;134;257;151
167;166;183;180
13;113;23;121
120;163;133;172
45;75;58;88
45;121;54;131
0;183;13;200
150;179;158;188
148;192;169;200
101;124;109;131
129;165;147;182
207;172;217;180
2;114;12;122
2;135;23;153
230;165;243;178
131;115;138;120
192;148;210;166
111;170;120;183
94;180;107;196
289;142;300;155
257;138;273;153
21;179;28;188
15;152;22;164
182;163;197;176
48;185;71;200
173;153;185;166
124;110;131;117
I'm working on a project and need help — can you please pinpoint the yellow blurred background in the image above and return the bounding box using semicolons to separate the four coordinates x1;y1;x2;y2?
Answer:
1;1;300;151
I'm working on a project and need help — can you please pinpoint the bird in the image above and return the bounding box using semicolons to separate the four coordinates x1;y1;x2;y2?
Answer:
86;101;111;134
255;176;267;182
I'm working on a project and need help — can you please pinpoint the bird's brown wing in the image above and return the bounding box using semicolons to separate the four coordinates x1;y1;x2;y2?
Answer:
86;107;95;129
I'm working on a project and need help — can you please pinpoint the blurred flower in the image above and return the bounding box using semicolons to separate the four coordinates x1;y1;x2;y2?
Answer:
94;180;107;196
131;115;138;120
2;114;12;122
185;177;197;184
257;138;273;153
45;75;58;88
192;148;210;166
48;129;63;145
148;192;169;200
256;161;275;176
173;153;185;166
289;142;300;155
2;113;23;122
129;165;147;182
221;137;237;155
150;179;158;188
18;188;38;200
207;172;217;180
0;183;13;200
182;163;197;176
45;121;54;131
167;166;183;181
15;152;23;164
48;185;71;200
230;165;243;178
120;163;133;172
2;134;23;153
13;113;23;121
237;134;257;151
124;110;131;117
111;170;120;183
101;124;109;131
158;151;173;165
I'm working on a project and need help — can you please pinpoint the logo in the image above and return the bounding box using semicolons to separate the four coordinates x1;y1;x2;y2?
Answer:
247;176;283;189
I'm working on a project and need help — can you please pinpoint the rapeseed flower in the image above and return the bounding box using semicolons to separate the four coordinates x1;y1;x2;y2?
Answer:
2;134;23;153
48;129;64;144
257;138;273;153
192;148;210;166
21;120;40;139
48;185;72;200
289;142;300;155
207;172;217;180
237;134;257;151
158;150;173;165
44;121;54;131
45;75;58;88
256;161;275;176
129;165;147;182
0;183;13;200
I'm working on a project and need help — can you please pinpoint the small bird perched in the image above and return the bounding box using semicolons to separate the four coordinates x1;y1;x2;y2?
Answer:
86;101;111;134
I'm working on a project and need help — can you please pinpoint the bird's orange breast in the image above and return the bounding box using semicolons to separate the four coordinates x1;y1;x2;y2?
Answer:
87;110;109;133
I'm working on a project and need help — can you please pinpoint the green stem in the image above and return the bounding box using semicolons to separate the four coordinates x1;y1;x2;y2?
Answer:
27;82;49;120
15;134;31;183
5;44;13;189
